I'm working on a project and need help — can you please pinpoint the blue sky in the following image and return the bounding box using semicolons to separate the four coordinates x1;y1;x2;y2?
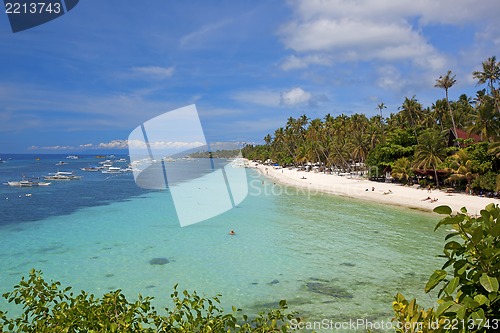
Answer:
0;0;499;153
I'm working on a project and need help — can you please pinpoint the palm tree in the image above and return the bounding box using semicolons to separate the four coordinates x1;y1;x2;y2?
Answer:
413;130;448;188
473;56;500;95
468;98;499;142
445;149;475;190
399;96;422;144
473;56;500;113
435;70;458;140
488;137;500;158
377;102;387;119
391;157;413;185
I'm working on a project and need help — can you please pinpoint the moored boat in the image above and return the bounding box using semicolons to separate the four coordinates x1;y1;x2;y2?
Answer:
44;171;82;180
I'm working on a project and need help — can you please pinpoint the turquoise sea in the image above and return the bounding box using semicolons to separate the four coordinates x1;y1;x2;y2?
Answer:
0;154;446;331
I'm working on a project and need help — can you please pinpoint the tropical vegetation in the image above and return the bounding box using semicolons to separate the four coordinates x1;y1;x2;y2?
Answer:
0;271;297;332
242;56;500;195
392;203;500;333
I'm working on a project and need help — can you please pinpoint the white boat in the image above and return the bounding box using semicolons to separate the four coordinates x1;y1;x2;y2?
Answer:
102;167;122;174
115;158;128;163
66;155;79;159
44;171;82;180
7;180;33;187
55;161;68;166
81;166;100;172
6;177;51;187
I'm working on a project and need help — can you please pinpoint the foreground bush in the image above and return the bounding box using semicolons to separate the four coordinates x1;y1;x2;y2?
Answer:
0;269;298;332
392;203;500;332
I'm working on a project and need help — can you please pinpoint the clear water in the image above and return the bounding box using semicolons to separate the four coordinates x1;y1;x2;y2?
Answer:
0;155;446;331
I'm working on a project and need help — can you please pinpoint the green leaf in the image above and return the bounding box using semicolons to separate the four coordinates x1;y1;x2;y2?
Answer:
479;274;499;293
490;223;500;237
480;209;491;221
473;294;489;306
444;277;460;295
444;241;462;250
468;308;485;323
425;270;447;293
436;301;454;316
471;227;483;244
434;205;452;215
434;215;464;231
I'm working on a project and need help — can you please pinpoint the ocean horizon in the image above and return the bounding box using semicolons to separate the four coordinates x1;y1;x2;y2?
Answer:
0;154;446;331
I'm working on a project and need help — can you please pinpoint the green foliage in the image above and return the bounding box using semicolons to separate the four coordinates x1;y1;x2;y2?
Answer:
391;157;414;184
0;269;299;333
392;204;500;332
471;171;498;192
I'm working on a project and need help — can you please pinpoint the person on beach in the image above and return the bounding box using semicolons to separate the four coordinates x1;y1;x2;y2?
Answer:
422;196;431;201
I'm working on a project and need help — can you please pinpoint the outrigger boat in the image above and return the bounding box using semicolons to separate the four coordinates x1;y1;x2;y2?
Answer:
44;171;82;180
5;176;51;187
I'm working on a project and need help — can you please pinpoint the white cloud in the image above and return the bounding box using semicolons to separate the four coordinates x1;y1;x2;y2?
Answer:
231;90;281;107
280;87;312;106
279;0;499;72
98;140;128;149
232;87;318;108
131;66;175;79
180;18;233;48
280;54;332;70
28;145;76;150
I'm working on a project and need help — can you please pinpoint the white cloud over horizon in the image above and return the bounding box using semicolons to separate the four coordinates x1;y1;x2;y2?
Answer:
280;87;312;106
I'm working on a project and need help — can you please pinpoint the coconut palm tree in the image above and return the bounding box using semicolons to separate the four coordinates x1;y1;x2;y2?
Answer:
413;130;448;188
488;137;500;158
391;157;413;185
377;102;387;119
445;149;475;190
399;96;422;144
468;96;499;142
435;70;458;139
473;56;500;95
473;56;500;113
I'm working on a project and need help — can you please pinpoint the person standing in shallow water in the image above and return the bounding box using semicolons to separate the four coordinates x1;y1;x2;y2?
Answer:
229;230;235;235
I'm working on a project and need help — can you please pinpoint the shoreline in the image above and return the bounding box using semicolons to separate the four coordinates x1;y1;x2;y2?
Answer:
245;160;499;216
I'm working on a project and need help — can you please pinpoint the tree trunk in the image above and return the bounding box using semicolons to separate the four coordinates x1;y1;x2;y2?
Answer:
434;167;440;188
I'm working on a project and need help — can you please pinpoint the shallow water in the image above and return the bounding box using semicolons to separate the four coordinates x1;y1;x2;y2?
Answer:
0;155;446;331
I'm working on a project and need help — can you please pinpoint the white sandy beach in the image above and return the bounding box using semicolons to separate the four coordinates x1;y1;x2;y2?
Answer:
246;160;499;216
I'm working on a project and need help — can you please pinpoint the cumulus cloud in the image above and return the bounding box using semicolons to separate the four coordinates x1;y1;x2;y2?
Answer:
28;145;76;150
131;66;175;79
280;87;312;106
277;0;500;71
98;140;129;149
232;87;320;108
